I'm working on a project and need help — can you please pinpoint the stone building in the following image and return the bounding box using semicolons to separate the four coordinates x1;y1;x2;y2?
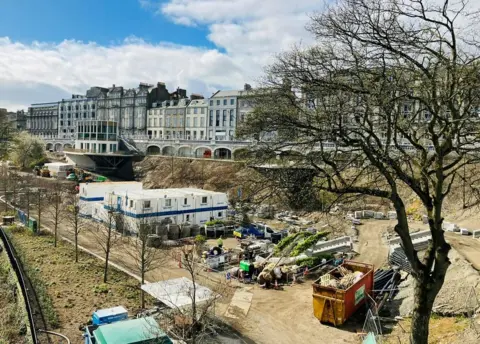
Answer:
207;84;253;141
58;95;97;139
27;102;58;138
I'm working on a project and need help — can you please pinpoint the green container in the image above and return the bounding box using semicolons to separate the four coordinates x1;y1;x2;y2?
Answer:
240;260;250;272
28;218;37;233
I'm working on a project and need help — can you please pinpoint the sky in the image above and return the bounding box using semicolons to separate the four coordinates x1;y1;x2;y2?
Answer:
0;0;322;111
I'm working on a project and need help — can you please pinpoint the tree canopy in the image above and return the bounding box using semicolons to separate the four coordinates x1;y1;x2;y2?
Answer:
239;1;480;342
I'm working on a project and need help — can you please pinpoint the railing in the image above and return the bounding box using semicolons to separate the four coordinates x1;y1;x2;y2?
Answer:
63;148;131;155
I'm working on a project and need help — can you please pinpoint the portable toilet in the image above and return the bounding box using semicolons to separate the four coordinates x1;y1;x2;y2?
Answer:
92;306;128;326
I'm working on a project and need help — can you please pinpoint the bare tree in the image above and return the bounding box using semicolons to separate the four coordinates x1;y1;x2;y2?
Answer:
164;246;231;344
31;181;47;233
90;199;121;283
65;191;86;263
239;1;480;343
123;218;166;308
45;179;66;247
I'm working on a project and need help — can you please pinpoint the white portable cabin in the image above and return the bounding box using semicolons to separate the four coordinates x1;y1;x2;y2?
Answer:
44;162;74;178
94;188;228;231
79;181;143;216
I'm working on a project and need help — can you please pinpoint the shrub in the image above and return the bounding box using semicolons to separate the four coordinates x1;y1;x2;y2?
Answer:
194;235;206;245
205;219;224;226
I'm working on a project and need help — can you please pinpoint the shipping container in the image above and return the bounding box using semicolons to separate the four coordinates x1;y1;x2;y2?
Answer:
312;260;374;326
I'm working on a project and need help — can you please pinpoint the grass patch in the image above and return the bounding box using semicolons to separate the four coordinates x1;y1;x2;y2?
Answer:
4;227;59;329
0;247;32;343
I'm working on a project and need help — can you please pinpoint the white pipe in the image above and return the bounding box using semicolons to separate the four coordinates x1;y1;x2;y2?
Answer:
38;329;71;344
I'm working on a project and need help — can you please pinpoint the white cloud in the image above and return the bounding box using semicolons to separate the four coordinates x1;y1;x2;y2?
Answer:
0;38;249;111
0;1;321;111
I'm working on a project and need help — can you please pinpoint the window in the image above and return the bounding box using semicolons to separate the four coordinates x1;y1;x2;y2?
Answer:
70;129;74;133
92;104;95;109
67;113;71;118
165;199;172;207
60;114;64;119
223;99;227;105
200;118;205;127
75;113;79;119
91;112;95;118
60;120;63;125
186;214;190;221
75;105;79;110
230;109;235;126
186;117;190;127
209;111;213;126
194;107;198;114
216;110;220;126
83;113;87;118
201;196;207;204
230;98;235;105
129;200;134;208
201;107;205;114
143;200;151;209
218;211;223;217
83;105;87;109
61;106;64;111
223;110;227;126
193;117;198;127
68;106;71;111
216;100;220;106
209;100;213;106
184;198;188;205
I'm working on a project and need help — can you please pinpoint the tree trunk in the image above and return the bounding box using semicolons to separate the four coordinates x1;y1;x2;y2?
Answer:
141;270;145;309
54;221;57;247
410;277;433;344
75;230;79;263
104;226;112;283
104;247;110;283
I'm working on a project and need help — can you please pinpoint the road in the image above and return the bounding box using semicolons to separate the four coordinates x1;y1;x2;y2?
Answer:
355;220;390;269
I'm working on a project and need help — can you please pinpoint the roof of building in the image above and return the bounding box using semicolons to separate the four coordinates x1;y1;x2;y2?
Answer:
187;99;208;106
93;316;172;344
110;187;225;200
141;277;217;309
210;90;242;98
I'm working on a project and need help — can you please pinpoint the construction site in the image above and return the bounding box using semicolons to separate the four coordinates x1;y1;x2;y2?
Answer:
1;157;480;344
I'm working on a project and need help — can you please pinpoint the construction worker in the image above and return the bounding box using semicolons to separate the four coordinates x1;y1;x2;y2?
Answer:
217;235;223;248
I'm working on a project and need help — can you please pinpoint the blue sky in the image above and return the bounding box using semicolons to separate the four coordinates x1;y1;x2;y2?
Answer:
0;0;320;110
0;0;213;48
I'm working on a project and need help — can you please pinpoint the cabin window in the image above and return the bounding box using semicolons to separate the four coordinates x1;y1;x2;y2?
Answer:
184;198;188;205
129;200;133;208
143;201;151;209
218;211;223;217
165;199;172;207
186;214;190;221
201;196;207;204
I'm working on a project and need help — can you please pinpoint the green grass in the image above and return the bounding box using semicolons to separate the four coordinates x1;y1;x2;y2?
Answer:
4;227;59;329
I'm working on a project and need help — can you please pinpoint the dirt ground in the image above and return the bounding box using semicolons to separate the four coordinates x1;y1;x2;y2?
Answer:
354;220;390;269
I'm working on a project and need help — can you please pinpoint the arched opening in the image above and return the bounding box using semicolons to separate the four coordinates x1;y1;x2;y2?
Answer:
162;146;176;156
54;143;63;152
147;145;161;155
195;147;212;159
46;143;53;151
63;143;73;150
214;148;232;160
178;146;194;157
